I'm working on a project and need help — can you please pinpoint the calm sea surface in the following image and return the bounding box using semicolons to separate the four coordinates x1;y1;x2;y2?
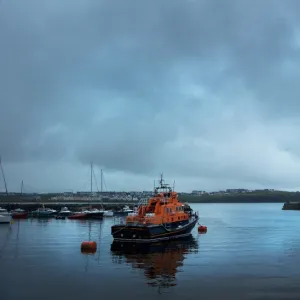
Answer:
1;203;300;300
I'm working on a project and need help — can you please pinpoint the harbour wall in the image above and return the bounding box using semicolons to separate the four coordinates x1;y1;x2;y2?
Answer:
0;201;136;212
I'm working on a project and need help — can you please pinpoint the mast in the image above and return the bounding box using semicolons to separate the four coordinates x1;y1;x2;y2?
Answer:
90;162;93;206
154;173;172;195
21;180;23;195
100;169;103;193
159;172;164;187
0;156;8;196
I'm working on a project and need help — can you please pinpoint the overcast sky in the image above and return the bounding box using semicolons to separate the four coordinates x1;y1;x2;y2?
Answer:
1;0;300;193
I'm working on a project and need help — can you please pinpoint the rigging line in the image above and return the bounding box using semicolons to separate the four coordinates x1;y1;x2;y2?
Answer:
0;156;8;195
103;173;107;192
92;167;100;193
97;220;103;263
92;167;104;209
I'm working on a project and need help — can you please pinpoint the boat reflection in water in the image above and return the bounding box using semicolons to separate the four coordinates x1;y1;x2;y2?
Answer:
111;235;198;292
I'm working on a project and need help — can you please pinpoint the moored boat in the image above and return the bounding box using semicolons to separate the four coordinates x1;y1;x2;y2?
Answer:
31;205;57;218
57;207;72;217
11;208;28;219
0;207;12;224
103;210;114;217
68;210;88;220
113;205;133;216
68;208;104;220
111;175;198;243
68;163;104;220
86;208;104;219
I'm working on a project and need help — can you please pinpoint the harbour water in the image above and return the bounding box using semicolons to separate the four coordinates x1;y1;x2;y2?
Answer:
1;203;300;300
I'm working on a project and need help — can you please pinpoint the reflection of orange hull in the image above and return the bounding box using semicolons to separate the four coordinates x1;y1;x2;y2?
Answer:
111;235;198;288
81;248;96;255
111;235;198;254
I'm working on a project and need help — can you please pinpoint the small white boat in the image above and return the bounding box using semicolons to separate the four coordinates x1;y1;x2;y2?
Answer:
58;207;72;216
0;207;12;224
103;210;114;217
114;205;133;216
31;205;57;218
88;208;101;214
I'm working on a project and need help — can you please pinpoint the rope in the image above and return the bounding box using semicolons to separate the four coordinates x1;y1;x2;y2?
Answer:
111;224;126;236
162;223;172;232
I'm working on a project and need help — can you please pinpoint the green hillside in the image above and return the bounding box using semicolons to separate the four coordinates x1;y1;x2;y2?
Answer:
178;191;300;203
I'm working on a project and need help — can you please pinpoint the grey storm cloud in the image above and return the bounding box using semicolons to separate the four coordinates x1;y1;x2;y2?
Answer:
1;0;300;192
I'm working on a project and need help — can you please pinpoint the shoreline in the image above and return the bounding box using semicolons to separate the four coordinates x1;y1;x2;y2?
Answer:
0;199;286;209
0;192;295;211
0;201;135;211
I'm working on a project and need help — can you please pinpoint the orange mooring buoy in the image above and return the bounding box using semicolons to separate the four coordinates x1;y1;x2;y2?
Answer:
81;241;97;251
81;248;97;255
198;225;207;233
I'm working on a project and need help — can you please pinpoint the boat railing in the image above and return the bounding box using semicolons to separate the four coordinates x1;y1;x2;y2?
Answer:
145;213;155;217
136;197;148;207
126;222;146;227
128;212;138;217
126;216;144;222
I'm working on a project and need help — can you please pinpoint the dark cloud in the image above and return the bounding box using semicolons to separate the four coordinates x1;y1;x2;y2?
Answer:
1;0;300;192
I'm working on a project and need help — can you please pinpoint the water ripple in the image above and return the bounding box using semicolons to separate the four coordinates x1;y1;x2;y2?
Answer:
1;203;300;299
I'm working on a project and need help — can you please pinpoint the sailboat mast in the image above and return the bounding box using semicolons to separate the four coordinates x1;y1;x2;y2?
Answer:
21;180;23;195
0;156;8;196
90;162;93;205
100;169;103;193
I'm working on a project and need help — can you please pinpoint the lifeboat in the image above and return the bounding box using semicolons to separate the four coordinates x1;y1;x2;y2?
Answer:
111;175;199;243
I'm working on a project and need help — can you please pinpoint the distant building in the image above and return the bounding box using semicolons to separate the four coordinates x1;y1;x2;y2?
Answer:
191;190;206;195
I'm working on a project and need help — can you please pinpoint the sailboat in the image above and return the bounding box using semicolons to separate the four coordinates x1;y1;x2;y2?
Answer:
68;163;104;220
0;157;12;224
0;156;8;196
96;169;114;217
11;181;28;219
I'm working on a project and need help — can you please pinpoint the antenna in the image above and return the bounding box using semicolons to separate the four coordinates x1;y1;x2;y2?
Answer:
159;173;164;186
0;156;8;195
